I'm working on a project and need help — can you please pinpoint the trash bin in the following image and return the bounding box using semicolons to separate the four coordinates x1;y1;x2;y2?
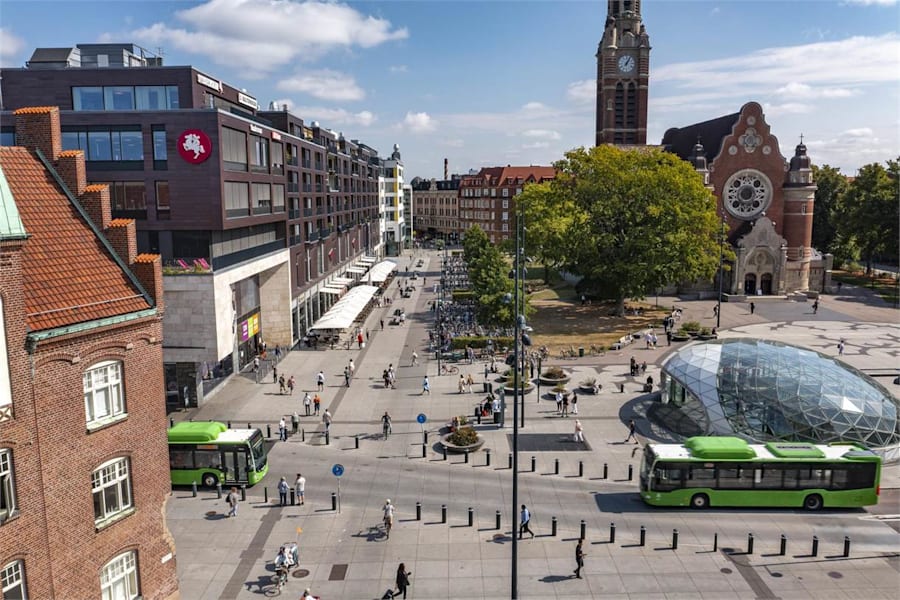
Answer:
579;347;585;357
493;411;502;424
483;382;489;393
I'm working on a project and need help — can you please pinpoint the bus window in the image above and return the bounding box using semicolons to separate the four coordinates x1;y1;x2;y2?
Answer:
653;463;683;491
717;464;755;489
194;449;222;470
684;466;716;488
798;467;831;488
831;463;876;490
170;449;193;469
754;465;785;489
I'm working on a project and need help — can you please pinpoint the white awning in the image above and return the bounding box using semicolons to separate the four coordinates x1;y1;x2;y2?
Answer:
367;259;398;283
346;265;367;274
319;286;343;295
359;256;377;264
330;277;354;286
309;285;379;331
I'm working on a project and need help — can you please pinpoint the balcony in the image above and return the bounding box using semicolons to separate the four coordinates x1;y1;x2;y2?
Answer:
289;234;303;246
287;156;299;167
302;159;311;168
287;182;299;193
315;184;324;193
318;227;332;238
303;207;314;217
302;183;312;193
273;204;286;214
305;231;320;243
289;209;300;219
316;206;326;215
211;239;285;270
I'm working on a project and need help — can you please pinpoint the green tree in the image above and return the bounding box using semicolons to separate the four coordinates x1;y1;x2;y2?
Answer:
533;145;721;315
462;225;489;266
518;181;579;284
837;159;900;273
811;164;855;264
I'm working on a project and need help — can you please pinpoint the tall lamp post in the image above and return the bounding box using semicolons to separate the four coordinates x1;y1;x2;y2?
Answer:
510;203;521;600
716;214;725;329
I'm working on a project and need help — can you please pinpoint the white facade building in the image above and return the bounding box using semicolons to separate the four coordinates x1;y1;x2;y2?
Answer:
379;144;406;256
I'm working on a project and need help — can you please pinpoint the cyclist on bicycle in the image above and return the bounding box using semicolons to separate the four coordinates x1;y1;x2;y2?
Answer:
381;411;392;439
273;543;296;586
383;499;395;538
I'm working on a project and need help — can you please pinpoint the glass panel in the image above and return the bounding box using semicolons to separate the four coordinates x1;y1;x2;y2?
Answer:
119;131;143;160
152;129;167;160
156;181;170;210
73;86;104;110
88;131;112;160
62;131;81;150
104;86;135;110
135;85;166;110
166;86;180;109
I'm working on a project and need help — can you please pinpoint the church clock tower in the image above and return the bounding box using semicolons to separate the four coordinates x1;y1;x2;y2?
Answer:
595;0;651;146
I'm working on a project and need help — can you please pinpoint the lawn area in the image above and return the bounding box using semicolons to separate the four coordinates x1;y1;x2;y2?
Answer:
832;269;900;306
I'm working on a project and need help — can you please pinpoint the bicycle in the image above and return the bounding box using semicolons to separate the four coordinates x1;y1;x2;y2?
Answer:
265;565;290;597
440;364;459;375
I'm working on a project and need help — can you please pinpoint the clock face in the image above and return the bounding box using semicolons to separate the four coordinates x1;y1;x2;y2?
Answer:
724;169;772;220
617;55;635;73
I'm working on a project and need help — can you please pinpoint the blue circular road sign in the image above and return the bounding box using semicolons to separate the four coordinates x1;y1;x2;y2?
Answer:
332;464;344;477
416;413;427;424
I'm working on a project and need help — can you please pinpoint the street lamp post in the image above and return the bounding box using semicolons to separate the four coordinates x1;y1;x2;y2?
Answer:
716;215;725;329
511;202;521;600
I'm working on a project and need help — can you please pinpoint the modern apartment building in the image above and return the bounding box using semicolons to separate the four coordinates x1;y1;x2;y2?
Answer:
378;144;406;255
1;107;178;600
410;175;462;242
458;166;555;243
1;43;384;405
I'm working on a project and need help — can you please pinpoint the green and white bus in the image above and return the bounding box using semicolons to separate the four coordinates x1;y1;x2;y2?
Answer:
167;421;269;487
640;436;881;510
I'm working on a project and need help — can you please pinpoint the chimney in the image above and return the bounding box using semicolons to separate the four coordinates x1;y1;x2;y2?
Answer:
57;150;87;197
105;219;138;266
13;106;62;161
81;184;112;231
132;253;165;313
444;158;448;181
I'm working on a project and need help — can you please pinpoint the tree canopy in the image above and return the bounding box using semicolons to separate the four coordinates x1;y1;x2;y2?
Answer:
520;145;722;314
462;225;516;326
836;158;899;271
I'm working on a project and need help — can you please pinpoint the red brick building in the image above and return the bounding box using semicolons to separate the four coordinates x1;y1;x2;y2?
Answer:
458;166;556;244
0;107;178;599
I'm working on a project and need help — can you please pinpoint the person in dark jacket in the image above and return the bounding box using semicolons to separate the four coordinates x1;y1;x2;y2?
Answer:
395;563;412;598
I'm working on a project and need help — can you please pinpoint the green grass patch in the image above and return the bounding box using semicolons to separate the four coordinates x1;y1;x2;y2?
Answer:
833;270;899;306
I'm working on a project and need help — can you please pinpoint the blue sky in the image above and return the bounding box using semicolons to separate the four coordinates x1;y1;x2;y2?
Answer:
1;0;898;178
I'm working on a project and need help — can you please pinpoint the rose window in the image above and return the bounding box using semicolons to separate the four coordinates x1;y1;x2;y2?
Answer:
724;170;772;219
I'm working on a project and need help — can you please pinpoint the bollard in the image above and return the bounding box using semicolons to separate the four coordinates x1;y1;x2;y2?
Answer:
628;464;633;481
554;458;560;475
422;443;427;458
264;487;269;504
609;522;616;544
747;533;754;555
779;534;786;556
639;525;646;547
843;536;850;558
423;431;428;445
416;502;422;521
672;528;679;550
191;481;197;498
477;412;482;425
216;482;222;499
468;507;474;527
619;383;624;393
508;453;513;469
247;422;251;430
713;532;718;552
464;450;469;464
301;428;306;442
267;424;272;439
331;492;337;511
355;435;359;449
169;417;174;428
551;516;558;537
811;535;818;557
290;489;296;506
603;463;608;479
227;420;232;429
240;484;246;502
495;510;502;530
531;456;536;472
441;504;447;524
485;449;491;467
325;430;330;445
578;460;584;477
580;519;587;539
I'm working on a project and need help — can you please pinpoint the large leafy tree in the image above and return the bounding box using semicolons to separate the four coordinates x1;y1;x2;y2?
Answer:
530;145;721;315
461;225;515;326
811;164;856;265
518;181;579;284
836;159;900;272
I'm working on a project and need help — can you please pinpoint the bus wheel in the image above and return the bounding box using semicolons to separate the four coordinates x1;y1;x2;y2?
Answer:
803;494;823;511
202;473;219;488
690;494;709;509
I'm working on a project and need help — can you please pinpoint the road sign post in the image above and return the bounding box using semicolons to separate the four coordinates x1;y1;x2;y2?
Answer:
332;464;344;513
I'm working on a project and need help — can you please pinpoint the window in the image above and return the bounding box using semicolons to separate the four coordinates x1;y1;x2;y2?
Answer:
1;449;17;522
224;182;250;218
152;127;167;160
271;142;284;172
83;360;125;427
252;183;271;214
1;560;26;600
272;184;285;212
74;85;179;111
100;551;139;600
73;86;104;110
0;296;11;422
502;188;509;197
104;86;135;111
88;131;112;160
222;128;248;171
135;86;168;110
63;128;143;161
155;181;170;211
92;458;133;524
250;136;269;172
106;182;147;214
0;130;14;147
502;212;509;221
502;199;509;209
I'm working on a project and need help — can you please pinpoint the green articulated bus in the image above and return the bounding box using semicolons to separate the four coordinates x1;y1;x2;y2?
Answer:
640;436;881;510
167;421;269;488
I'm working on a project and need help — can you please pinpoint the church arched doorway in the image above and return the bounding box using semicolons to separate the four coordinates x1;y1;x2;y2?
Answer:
760;273;773;295
744;273;757;295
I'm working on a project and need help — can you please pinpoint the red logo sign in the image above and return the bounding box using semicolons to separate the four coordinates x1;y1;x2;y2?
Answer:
177;129;211;164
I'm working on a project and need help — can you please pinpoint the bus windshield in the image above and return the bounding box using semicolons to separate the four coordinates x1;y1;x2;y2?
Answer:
249;430;267;471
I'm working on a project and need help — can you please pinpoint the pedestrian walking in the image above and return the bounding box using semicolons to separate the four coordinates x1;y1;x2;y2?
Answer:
666;330;672;346
278;476;289;506
458;374;465;394
562;394;569;417
411;350;419;366
253;356;260;383
291;412;299;434
380;318;385;330
279;417;287;441
303;392;312;416
749;301;755;315
349;358;355;377
466;373;474;393
812;299;819;314
574;419;585;442
344;366;351;387
573;538;585;578
625;419;638;443
366;329;370;342
273;365;278;383
316;370;325;391
422;376;431;395
519;504;535;539
278;374;286;394
556;390;563;414
571;391;578;415
388;365;396;389
395;563;412;599
323;409;333;431
294;473;306;505
313;394;321;415
287;375;295;395
357;332;364;348
838;339;845;356
713;305;718;318
226;486;239;517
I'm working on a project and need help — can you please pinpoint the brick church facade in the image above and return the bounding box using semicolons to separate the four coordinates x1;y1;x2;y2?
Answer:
596;1;827;295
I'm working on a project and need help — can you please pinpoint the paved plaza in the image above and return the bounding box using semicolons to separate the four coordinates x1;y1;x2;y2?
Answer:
168;250;900;599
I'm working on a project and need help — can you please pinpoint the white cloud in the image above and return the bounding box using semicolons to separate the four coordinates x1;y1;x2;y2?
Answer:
761;102;814;116
294;105;376;127
522;141;550;149
521;129;561;140
773;82;858;99
401;111;437;133
127;0;407;75
441;138;465;148
522;102;547;111
276;69;364;101
0;27;25;66
709;7;721;15
389;65;408;73
843;0;897;5
805;127;894;172
566;80;595;105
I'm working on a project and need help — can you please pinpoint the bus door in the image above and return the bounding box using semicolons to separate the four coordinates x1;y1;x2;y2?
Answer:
223;449;248;483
